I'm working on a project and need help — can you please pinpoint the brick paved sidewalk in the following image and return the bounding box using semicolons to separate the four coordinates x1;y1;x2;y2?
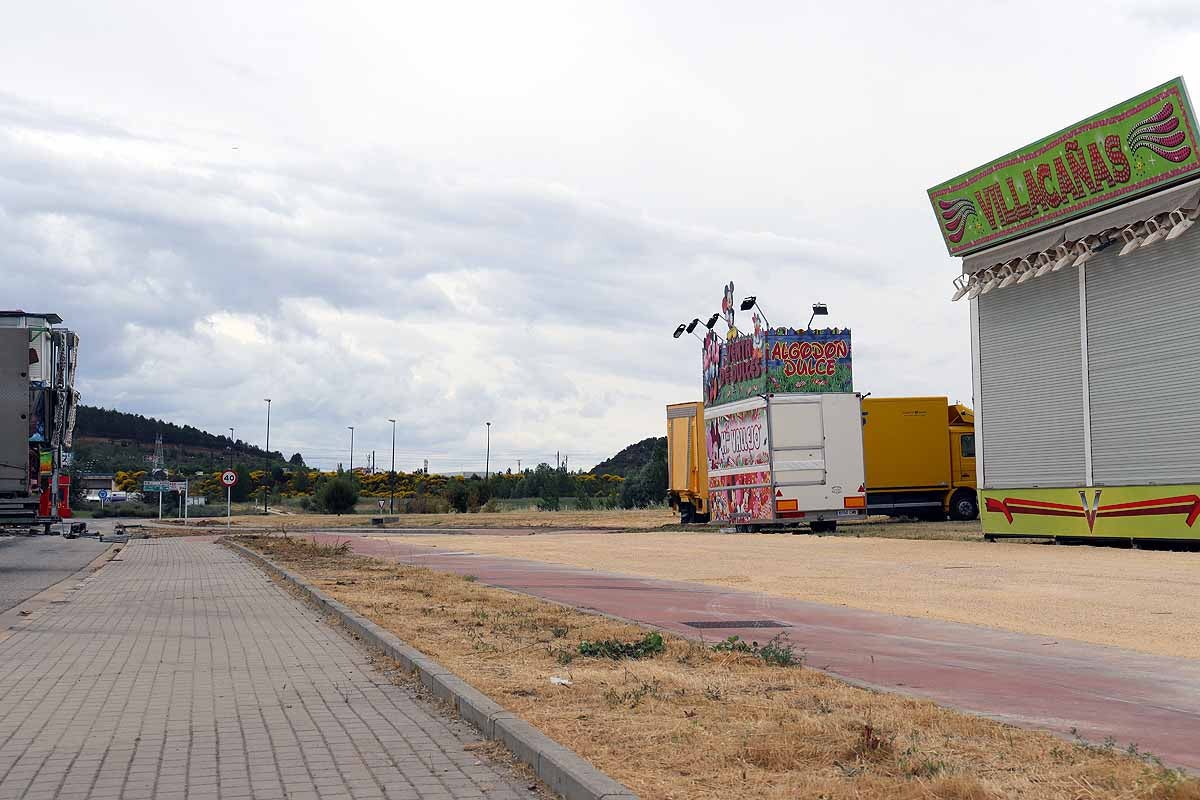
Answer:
0;540;537;800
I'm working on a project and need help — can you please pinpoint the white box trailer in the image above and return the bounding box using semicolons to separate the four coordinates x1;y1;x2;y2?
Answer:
705;392;867;533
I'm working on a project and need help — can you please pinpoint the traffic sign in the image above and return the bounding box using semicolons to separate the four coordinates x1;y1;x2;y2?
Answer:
221;470;238;487
143;480;170;492
97;489;109;501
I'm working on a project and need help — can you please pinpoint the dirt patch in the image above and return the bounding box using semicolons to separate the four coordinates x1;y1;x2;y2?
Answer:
376;530;1200;660
235;535;1198;800
162;508;676;531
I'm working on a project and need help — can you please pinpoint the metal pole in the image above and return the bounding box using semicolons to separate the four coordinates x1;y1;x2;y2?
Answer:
158;489;163;520
264;399;271;513
485;422;491;482
229;428;235;468
388;419;396;514
227;485;231;531
348;427;354;473
184;479;189;523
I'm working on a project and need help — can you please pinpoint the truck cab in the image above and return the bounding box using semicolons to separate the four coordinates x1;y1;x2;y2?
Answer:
861;397;978;521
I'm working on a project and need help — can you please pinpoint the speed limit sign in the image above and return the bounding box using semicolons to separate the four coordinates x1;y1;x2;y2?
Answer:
221;470;238;487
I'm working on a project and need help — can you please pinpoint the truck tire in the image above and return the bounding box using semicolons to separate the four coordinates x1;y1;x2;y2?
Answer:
679;503;695;525
948;490;979;521
810;520;837;534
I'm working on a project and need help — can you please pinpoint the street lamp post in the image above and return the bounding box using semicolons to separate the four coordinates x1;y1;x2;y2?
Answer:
485;422;492;483
263;398;271;513
388;419;396;514
347;426;355;474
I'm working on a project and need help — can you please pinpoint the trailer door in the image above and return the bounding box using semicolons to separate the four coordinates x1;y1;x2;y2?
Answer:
0;329;29;494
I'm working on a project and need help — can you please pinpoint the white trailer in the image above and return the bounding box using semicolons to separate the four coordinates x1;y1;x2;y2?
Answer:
705;393;866;533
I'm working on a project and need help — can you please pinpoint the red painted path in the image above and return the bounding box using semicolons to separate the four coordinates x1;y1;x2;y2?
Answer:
304;531;1200;771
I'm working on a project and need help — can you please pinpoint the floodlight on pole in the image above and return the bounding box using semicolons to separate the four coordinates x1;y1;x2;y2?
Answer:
806;303;828;331
263;398;272;513
485;422;492;482
388;418;396;514
704;313;720;330
739;296;772;329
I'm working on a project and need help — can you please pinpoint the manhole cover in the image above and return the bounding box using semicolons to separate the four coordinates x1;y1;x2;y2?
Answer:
683;620;791;629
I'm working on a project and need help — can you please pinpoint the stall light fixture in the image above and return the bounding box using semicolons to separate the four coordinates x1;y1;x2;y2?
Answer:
1016;257;1038;284
807;302;828;330
1119;224;1144;256
1052;243;1076;271
979;268;1003;294
967;270;989;299
1074;236;1101;267
1033;251;1056;278
951;274;971;302
685;318;700;334
673;323;687;339
1166;207;1199;241
704;313;720;330
1140;215;1169;248
993;264;1017;289
741;296;772;328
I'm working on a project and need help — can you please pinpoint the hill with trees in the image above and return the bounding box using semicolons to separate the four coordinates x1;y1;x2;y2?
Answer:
71;405;301;474
588;436;665;478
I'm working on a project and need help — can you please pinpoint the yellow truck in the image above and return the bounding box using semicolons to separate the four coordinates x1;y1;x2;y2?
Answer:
666;396;977;524
861;396;977;521
666;402;710;523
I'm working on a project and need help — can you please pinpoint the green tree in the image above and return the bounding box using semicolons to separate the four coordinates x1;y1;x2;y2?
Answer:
317;477;359;514
230;465;253;502
446;480;469;513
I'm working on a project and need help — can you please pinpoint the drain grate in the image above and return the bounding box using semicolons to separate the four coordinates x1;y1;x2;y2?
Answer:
683;620;791;629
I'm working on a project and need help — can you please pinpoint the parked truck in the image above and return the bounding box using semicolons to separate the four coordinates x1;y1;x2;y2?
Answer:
667;395;976;526
666;401;710;523
0;311;80;534
861;396;977;521
700;393;867;533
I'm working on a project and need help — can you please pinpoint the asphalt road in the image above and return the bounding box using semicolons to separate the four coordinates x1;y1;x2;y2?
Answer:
0;534;108;613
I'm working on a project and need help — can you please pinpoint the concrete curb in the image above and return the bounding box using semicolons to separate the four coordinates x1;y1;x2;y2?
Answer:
223;539;638;800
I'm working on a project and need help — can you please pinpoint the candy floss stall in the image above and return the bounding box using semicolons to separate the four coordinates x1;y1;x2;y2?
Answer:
702;283;866;533
931;77;1200;543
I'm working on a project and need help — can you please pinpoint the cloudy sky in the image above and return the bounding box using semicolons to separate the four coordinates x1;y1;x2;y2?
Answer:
3;0;1198;470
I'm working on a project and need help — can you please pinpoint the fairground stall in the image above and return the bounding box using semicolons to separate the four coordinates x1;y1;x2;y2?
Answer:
930;78;1200;543
698;283;866;532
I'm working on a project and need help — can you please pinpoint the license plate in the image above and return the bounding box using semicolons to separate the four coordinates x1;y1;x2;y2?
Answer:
836;510;861;518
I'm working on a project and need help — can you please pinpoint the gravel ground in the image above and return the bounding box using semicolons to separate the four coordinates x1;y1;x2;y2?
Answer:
381;529;1200;660
0;535;108;613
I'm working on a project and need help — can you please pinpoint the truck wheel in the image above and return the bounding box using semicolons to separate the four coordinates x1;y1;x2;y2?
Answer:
810;520;837;534
948;490;979;521
679;503;695;525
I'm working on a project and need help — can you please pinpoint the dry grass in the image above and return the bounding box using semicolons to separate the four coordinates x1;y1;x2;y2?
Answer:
378;530;1200;659
168;508;676;531
236;535;1198;800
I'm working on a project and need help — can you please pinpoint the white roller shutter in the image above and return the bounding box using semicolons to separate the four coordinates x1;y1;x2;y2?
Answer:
1086;232;1200;485
977;267;1086;488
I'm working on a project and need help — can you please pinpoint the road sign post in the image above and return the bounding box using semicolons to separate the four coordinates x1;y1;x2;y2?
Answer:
221;470;238;531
